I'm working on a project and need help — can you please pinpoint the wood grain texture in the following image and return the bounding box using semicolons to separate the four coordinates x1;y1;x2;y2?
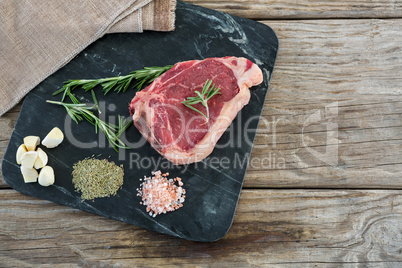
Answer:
1;2;401;266
0;189;401;266
244;19;402;189
184;0;402;19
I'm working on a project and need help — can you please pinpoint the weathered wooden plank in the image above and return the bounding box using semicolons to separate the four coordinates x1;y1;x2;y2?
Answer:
245;101;402;188
184;0;402;19
0;189;401;266
243;19;402;188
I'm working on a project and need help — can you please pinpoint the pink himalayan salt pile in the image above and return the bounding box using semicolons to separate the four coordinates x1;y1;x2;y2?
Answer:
137;171;185;217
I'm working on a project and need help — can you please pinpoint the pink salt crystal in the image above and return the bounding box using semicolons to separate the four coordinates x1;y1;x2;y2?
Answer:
137;171;185;217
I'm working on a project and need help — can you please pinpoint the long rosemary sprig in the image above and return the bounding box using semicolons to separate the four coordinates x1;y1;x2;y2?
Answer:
181;79;221;124
46;92;132;152
53;65;173;101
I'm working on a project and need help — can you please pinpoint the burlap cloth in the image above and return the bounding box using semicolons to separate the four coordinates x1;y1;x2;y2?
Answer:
0;0;176;116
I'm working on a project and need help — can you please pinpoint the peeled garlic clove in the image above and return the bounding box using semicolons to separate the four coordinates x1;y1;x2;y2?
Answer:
20;151;38;169
42;127;64;148
38;166;55;186
24;136;40;151
16;144;28;164
21;166;39;183
34;147;48;169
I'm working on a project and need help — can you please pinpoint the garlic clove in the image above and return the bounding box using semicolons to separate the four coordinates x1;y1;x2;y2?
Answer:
34;147;48;169
38;166;55;186
42;127;64;148
24;136;40;151
20;151;38;169
16;144;28;164
20;166;39;183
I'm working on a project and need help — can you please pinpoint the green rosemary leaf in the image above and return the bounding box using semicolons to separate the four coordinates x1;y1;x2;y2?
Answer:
202;80;212;96
53;65;173;99
53;86;66;96
69;93;80;104
122;76;134;93
101;80;118;94
91;90;98;106
114;82;125;94
46;95;132;151
66;108;80;124
181;79;221;124
61;86;70;102
186;100;201;105
82;80;100;91
116;116;132;137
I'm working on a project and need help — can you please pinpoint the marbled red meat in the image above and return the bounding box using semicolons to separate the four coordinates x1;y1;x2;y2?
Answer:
129;57;263;165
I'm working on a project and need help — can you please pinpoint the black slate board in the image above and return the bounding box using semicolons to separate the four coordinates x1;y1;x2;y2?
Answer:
2;1;278;242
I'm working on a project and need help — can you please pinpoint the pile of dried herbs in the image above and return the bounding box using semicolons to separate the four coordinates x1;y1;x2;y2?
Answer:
72;157;124;201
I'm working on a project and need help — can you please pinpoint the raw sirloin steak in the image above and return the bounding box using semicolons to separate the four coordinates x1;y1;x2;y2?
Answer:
129;57;263;165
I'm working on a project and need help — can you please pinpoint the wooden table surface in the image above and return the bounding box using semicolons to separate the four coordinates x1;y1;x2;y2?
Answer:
1;1;401;266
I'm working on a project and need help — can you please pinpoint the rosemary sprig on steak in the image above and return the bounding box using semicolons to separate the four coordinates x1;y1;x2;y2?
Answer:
53;65;173;101
47;91;132;152
181;79;221;124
